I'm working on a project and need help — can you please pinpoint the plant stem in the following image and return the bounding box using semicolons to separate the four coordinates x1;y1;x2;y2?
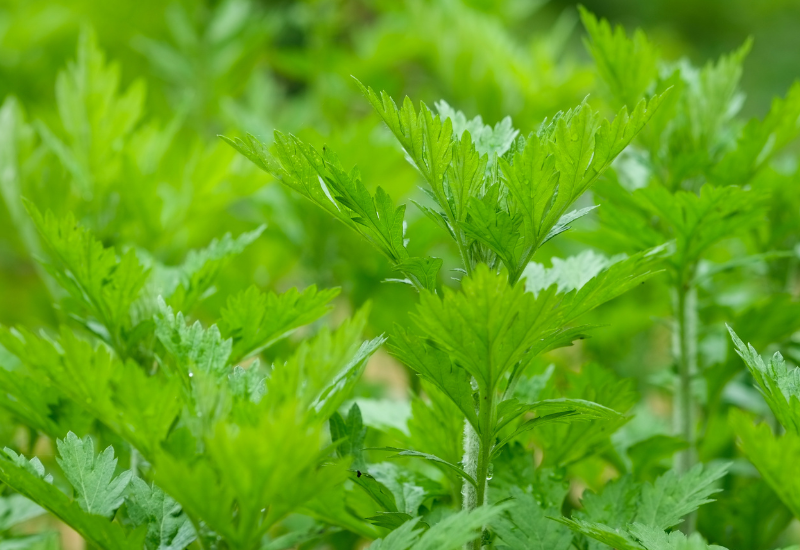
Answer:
672;280;698;531
463;389;494;550
462;420;479;512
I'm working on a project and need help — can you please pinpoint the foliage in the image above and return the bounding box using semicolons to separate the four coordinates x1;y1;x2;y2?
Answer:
0;3;799;550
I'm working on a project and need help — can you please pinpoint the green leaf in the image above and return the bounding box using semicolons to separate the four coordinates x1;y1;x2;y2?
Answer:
354;80;453;201
224;131;437;289
414;505;506;550
462;193;522;273
579;474;641;526
443;129;488;223
392;257;443;291
0;494;46;531
0;326;181;456
563;462;729;548
680;40;751;154
330;404;367;472
637;184;765;273
125;477;196;550
405;380;465;484
153;405;348;549
388;327;480;432
367;506;506;550
556;517;644;550
628;523;726;550
56;432;132;519
497;94;666;280
494;398;621;454
367;516;423;550
0;449;144;550
351;471;399;514
712;82;800;185
410;265;551;394
367;512;421;531
436;100;518;159
730;409;800;518
522;249;627;296
0;365;65;438
40;28;145;195
268;308;385;419
376;447;478;488
536;364;638;467
491;486;573;550
728;325;800;433
369;462;430;516
221;132;358;229
154;225;265;312
154;298;232;381
26;204;149;346
636;462;729;530
220;284;339;363
579;7;659;109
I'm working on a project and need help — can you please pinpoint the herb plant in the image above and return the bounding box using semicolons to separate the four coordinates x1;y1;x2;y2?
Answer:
1;5;800;550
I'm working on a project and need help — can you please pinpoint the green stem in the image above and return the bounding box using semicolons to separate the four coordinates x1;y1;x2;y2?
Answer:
672;279;698;531
455;231;473;277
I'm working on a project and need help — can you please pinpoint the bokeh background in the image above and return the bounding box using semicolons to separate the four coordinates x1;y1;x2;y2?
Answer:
1;0;800;547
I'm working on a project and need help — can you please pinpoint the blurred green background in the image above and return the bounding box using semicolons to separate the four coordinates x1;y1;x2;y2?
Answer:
1;0;800;546
3;0;799;332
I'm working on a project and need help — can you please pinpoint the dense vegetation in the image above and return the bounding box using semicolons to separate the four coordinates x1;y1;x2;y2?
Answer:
1;1;800;549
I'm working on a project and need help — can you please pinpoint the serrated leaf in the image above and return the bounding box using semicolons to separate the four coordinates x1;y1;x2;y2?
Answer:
522;249;626;296
388;327;480;432
580;7;659;109
125;477;196;550
393;257;443;292
491;486;572;550
730;409;800;518
637;184;765;273
436;100;518;159
220;284;339;363
0;449;144;550
154;225;265;312
628;523;725;550
56;432;132;519
355;80;453;201
495;398;621;437
728;325;800;433
26;204;149;347
154;298;232;381
636;462;729;530
268;308;384;420
367;506;505;550
712;81;800;185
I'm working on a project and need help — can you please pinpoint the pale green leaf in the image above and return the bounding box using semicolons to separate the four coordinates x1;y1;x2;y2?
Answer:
56;432;132;519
